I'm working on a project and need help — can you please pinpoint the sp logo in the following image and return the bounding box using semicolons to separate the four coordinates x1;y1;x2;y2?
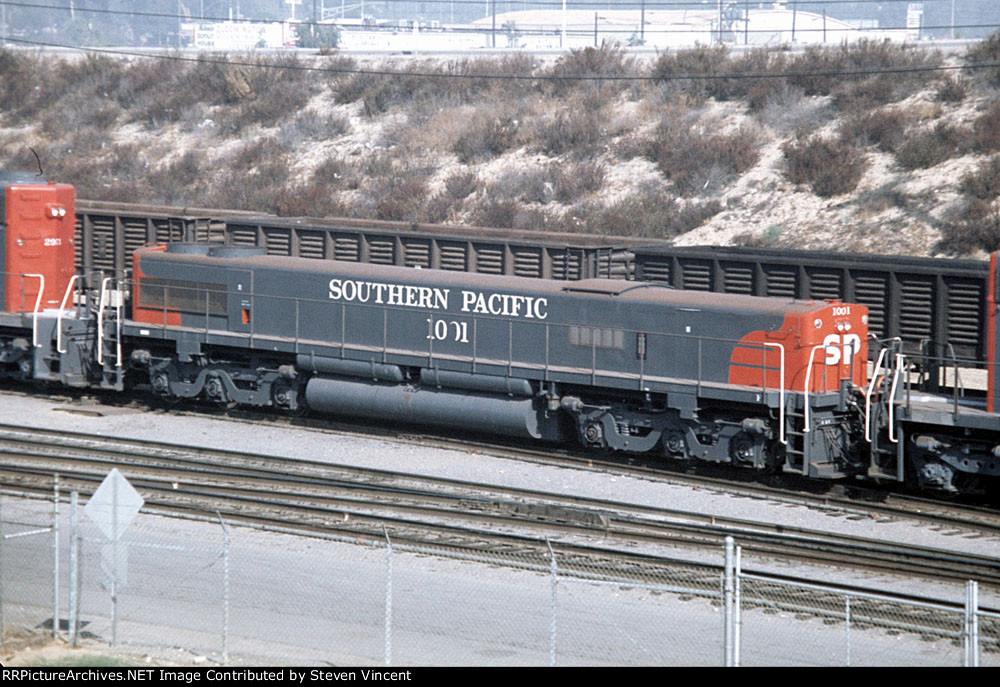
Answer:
822;333;862;365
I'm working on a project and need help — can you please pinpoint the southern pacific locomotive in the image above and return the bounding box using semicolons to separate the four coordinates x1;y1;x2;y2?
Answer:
2;180;998;497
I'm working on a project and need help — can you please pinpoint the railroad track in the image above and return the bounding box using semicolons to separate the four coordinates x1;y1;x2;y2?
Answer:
2;420;999;652
0;422;998;589
6;381;1000;539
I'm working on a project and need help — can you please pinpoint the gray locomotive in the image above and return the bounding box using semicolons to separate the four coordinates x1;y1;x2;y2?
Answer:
2;179;997;496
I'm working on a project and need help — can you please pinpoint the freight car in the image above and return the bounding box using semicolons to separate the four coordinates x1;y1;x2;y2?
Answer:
73;200;994;370
6;181;1000;497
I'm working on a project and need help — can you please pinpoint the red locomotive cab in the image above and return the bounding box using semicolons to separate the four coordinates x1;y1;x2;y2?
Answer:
1;182;76;314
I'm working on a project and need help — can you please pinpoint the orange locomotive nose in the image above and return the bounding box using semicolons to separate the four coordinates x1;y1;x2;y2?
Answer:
729;299;869;393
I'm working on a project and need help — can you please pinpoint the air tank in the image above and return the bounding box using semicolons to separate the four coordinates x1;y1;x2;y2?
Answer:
304;376;562;441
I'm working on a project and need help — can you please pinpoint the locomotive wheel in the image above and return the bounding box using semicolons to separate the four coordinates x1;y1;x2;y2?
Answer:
272;379;307;416
729;431;756;466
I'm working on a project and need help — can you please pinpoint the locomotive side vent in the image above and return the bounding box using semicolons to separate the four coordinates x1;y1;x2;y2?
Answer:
404;240;431;268
228;225;258;247
513;248;542;278
807;270;842;301
945;279;983;349
333;236;360;262
439;243;467;271
852;273;888;338
263;228;291;256
722;263;753;294
679;259;711;291
474;245;504;274
297;230;325;260
764;266;796;298
898;276;933;341
368;237;395;265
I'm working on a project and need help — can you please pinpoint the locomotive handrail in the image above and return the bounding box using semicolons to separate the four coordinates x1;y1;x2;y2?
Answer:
115;279;123;369
97;277;124;367
802;340;853;447
888;353;904;444
864;346;891;443
802;344;826;437
762;342;786;445
97;277;110;365
22;274;45;349
56;275;81;354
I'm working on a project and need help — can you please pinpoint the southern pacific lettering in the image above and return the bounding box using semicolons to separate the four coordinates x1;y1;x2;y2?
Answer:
327;278;548;320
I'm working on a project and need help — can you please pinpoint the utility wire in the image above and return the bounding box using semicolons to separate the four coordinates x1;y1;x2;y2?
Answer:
3;34;999;83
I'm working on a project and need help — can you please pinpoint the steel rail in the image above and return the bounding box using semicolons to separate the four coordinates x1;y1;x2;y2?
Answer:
0;426;998;589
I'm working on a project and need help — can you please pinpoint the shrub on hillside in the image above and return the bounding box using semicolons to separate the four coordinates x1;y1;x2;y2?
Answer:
782;136;868;197
894;122;971;170
839;108;908;153
786;40;940;98
831;76;897;113
650;44;732;101
542;42;637;96
959;154;1000;199
973;101;1000;154
452;110;519;163
965;31;1000;87
551;161;605;203
646;119;759;196
146;151;205;206
487;167;551;204
531;106;604;157
935;75;968;103
582;191;721;238
443;171;479;200
468;195;521;228
939;198;1000;255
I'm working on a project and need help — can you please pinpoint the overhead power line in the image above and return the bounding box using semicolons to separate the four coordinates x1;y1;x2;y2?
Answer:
3;34;1000;84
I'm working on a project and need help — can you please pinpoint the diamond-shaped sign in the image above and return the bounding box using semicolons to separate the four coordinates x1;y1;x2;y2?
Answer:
84;468;144;542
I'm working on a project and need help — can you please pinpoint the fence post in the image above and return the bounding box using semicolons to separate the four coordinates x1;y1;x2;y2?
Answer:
69;491;79;647
217;512;230;667
1;491;4;650
383;527;392;667
734;545;741;667
724;536;735;666
546;539;558;667
965;581;979;667
845;596;851;667
111;476;118;647
53;474;60;640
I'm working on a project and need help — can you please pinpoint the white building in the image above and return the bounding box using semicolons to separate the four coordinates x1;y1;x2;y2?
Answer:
467;4;910;51
180;21;298;50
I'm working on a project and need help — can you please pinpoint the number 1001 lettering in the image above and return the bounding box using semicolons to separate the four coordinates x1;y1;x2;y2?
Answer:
427;318;469;343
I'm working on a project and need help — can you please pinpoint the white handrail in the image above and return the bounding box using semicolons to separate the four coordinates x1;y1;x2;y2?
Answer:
56;275;80;354
23;274;45;348
97;277;111;365
802;344;829;434
864;347;890;443
115;279;123;369
762;342;786;445
888;354;904;444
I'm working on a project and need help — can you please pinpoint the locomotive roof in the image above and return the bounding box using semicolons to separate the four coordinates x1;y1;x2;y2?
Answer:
142;247;839;315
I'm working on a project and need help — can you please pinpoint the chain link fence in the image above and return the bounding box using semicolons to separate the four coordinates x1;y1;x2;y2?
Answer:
1;487;997;666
